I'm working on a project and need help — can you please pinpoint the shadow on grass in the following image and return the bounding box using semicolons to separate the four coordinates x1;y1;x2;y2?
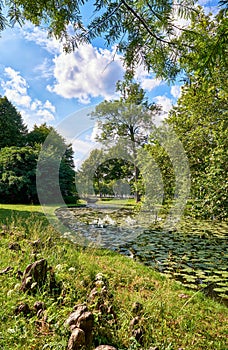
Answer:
0;207;49;228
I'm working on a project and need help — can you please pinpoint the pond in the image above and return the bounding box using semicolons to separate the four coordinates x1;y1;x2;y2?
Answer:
56;206;228;304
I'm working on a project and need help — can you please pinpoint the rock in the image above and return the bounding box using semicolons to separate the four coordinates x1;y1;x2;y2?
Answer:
132;301;143;315
15;302;30;316
34;301;46;312
77;311;94;333
132;327;144;343
67;328;85;350
20;259;48;292
9;243;21;251
94;346;117;350
73;303;87;311
16;270;23;279
0;266;13;275
65;305;94;347
130;316;140;328
88;287;98;301
37;309;44;319
65;305;88;327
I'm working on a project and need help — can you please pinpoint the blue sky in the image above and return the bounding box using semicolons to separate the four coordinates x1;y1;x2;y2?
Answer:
0;0;219;166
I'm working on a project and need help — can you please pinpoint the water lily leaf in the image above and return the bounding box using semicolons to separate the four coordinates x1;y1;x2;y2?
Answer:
184;275;196;282
213;287;228;293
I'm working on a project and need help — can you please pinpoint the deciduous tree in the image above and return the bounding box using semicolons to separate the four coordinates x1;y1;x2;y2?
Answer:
90;79;160;201
0;96;27;149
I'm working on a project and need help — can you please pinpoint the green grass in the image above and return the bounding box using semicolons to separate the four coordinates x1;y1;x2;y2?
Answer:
0;204;227;349
91;197;137;207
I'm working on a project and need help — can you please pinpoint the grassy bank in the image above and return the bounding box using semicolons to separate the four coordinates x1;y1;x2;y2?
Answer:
0;204;227;349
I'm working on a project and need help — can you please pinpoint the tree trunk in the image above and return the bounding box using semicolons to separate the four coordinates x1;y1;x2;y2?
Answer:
134;164;141;202
130;125;141;203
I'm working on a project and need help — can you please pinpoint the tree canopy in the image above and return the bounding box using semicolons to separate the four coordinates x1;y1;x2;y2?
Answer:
76;148;134;198
166;50;228;219
0;1;227;79
0;102;77;204
0;146;39;203
89;80;160;201
0;96;27;149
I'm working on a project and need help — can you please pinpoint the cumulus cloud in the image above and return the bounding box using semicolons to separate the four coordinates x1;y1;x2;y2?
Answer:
171;85;181;99
135;65;163;91
34;58;54;79
154;95;173;113
21;23;61;54
20;24;165;104
153;95;174;124
72;139;96;155
47;44;125;103
1;67;56;128
90;122;102;142
2;67;31;108
71;137;99;169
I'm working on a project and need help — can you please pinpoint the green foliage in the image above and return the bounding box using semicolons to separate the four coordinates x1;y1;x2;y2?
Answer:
26;123;56;146
1;1;226;79
0;102;77;204
0;146;39;203
89;80;160;202
139;142;175;204
31;124;77;204
0;96;27;149
77;148;134;197
166;51;228;219
178;9;228;79
91;81;160;146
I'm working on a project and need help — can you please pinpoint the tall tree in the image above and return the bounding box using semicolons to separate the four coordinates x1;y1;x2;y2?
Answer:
0;146;39;203
90;80;160;202
0;121;77;204
0;96;27;149
166;67;228;219
77;148;134;198
29;124;76;204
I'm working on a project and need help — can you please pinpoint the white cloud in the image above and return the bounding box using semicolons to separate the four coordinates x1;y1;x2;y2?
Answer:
90;122;102;142
71;137;99;169
171;85;181;98
72;139;96;155
21;23;62;54
20;23;164;103
153;95;174;123
135;64;163;91
1;67;56;128
154;95;173;113
47;44;124;104
2;67;31;108
43;100;56;113
31;99;42;111
34;58;54;79
37;109;55;122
